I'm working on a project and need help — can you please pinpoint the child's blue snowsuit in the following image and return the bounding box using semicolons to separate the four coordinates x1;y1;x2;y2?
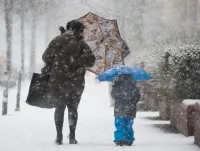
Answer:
114;117;135;143
111;74;140;144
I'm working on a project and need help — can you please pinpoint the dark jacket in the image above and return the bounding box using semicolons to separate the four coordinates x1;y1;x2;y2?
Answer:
42;30;95;107
111;74;141;118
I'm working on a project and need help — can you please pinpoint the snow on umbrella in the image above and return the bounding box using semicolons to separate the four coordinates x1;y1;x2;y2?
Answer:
97;65;152;82
77;12;130;74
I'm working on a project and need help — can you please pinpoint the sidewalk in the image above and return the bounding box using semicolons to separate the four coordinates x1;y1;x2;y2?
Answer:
0;74;199;151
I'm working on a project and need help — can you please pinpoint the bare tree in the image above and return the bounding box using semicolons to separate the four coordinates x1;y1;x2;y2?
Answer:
28;0;57;76
124;0;146;48
15;72;22;111
44;1;51;46
186;0;198;42
113;0;128;39
135;0;146;45
15;0;25;112
2;0;13;115
198;0;200;38
20;0;25;75
29;0;37;76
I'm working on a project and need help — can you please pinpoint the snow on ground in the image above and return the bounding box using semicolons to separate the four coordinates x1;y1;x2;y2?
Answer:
0;73;199;151
182;99;200;105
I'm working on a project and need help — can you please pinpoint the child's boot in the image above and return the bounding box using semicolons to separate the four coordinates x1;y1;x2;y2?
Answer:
115;141;124;146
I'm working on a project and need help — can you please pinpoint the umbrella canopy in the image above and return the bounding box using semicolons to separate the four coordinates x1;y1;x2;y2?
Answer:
97;66;152;82
77;12;130;74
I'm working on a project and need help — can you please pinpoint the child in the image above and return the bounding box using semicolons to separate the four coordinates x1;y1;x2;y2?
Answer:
111;74;141;146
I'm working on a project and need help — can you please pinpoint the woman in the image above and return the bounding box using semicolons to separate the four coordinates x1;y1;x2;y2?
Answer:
42;20;95;145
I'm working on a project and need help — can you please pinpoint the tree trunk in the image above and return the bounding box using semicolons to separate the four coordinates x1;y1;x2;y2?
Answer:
29;1;36;77
2;0;13;115
181;0;188;43
186;0;198;42
197;0;200;38
30;16;36;74
15;0;25;112
113;0;126;38
15;71;22;111
137;0;145;46
4;0;12;72
20;0;25;75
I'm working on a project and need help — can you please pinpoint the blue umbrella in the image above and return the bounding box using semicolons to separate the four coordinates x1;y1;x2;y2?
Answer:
97;66;152;82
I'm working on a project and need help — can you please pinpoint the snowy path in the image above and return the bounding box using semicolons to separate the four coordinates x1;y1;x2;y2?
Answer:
0;74;199;151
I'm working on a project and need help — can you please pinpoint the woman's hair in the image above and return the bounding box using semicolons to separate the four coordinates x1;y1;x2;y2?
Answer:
58;20;84;39
66;20;84;33
59;26;66;35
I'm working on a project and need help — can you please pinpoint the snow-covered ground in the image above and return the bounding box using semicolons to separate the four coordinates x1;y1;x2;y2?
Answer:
0;73;199;151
